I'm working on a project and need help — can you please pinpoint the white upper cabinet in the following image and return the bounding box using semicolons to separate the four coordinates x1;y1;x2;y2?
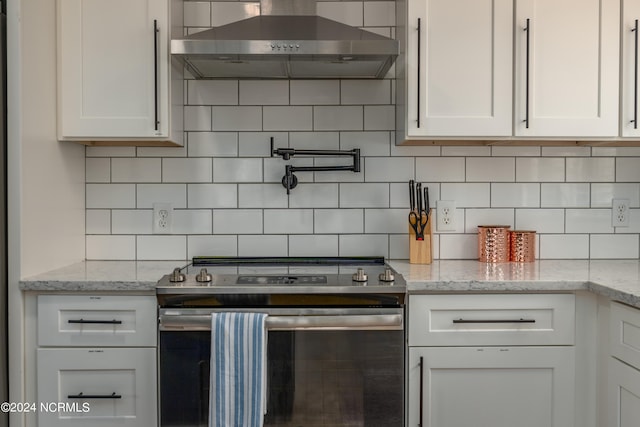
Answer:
405;0;513;137
621;0;640;137
514;0;620;138
57;0;183;145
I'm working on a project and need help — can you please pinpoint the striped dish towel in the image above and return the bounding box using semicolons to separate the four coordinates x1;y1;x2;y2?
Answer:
209;312;268;427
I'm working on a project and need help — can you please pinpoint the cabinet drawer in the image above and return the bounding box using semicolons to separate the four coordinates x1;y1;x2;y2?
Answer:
409;294;575;346
37;348;156;427
610;301;640;370
37;295;157;347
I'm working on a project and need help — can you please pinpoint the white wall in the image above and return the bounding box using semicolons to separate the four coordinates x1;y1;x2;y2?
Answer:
83;0;640;261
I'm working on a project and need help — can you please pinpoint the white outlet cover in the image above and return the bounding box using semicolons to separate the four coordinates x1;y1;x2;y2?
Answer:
153;202;174;234
612;198;630;227
436;200;456;232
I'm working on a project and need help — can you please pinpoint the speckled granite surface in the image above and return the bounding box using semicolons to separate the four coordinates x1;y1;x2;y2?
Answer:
18;259;640;308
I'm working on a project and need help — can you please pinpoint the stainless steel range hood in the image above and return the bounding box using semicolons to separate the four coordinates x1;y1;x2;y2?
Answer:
171;0;398;79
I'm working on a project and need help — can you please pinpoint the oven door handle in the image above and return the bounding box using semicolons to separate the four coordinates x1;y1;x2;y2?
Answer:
159;314;403;331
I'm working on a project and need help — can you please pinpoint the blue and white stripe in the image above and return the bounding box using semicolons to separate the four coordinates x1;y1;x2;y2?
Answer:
210;312;268;427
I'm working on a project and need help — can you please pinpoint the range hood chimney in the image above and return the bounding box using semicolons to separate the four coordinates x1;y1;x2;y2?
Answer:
171;0;398;79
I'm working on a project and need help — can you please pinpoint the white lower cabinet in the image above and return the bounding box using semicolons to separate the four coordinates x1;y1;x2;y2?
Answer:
36;348;157;427
408;346;575;427
407;294;576;427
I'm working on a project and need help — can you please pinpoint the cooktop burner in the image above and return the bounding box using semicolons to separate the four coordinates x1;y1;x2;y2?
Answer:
156;256;405;295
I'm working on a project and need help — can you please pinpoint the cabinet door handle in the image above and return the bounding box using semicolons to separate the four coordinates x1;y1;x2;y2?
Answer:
67;319;123;325
67;392;122;399
153;19;160;132
632;19;638;129
452;318;536;324
419;356;424;427
523;18;531;129
416;18;422;128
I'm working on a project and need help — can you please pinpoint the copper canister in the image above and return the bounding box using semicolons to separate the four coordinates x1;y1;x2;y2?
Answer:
509;230;536;262
478;225;511;263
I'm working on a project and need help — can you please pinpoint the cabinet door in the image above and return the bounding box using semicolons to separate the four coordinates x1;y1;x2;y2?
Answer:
608;357;640;427
57;0;170;139
408;346;575;427
622;0;640;137
515;0;619;137
406;0;513;137
37;348;157;427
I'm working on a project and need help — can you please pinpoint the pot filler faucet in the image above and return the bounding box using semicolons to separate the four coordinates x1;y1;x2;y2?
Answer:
270;137;361;194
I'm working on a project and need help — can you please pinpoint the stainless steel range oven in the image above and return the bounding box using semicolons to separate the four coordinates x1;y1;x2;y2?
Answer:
157;257;405;427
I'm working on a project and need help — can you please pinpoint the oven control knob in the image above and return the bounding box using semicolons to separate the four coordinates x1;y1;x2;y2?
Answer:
169;267;186;283
196;268;212;283
378;267;395;283
352;268;368;282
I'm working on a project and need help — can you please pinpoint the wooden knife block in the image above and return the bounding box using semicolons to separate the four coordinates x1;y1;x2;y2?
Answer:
409;211;433;264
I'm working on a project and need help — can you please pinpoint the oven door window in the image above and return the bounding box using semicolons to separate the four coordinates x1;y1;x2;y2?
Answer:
160;330;404;427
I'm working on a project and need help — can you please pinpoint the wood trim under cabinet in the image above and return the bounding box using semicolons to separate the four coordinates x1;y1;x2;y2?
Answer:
398;139;640;146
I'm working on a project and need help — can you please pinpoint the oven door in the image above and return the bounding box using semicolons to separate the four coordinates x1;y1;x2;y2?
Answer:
159;307;405;427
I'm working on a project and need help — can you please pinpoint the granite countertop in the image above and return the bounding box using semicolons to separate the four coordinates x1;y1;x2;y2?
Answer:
19;259;640;308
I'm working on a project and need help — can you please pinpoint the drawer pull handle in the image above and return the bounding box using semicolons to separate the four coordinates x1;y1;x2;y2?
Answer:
68;319;123;325
67;392;122;399
453;318;536;324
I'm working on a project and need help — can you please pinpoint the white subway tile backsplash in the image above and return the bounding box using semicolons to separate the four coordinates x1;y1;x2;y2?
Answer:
341;81;391;105
363;1;395;26
188;184;237;208
467;158;515;182
184;1;211;27
340;132;391;156
591;183;640;208
541;146;591;157
340;183;389;208
86;236;136;260
264;209;314;234
112;158;161;183
391;144;440;157
86;158;110;183
290;81;340;105
592;147;640;156
315;106;363;131
541;183;590;208
163;158;212;183
137;145;187;158
288;183;339;208
213;209;262;234
539;234;589;259
364;209;407;233
173;210;213;234
239;81;289;105
137;184;187;208
188;235;238;258
416;157;464;182
188;80;238;105
184;106;212;131
315;209;363;233
566;209;613;234
212;106;262;131
86;210;111;234
491;183;540;208
288;235;338;257
188;132;239;157
238;235;288;256
590;235;639;259
491;146;541;157
439;234;477;259
464;209;514;233
210;1;259;27
365;157;414;182
137;236;186;260
87;184;136;208
364;106;394;130
515;209;565;233
440;183;490;207
290;132;339;150
239;184;288;208
339;235;388;258
86;146;136;157
389;234;410;259
516;158;565;182
617;158;640;182
239;132;288;157
213;158;263;182
442;146;490;156
317;1;363;26
566;158;615;182
112;210;153;234
264;106;313;131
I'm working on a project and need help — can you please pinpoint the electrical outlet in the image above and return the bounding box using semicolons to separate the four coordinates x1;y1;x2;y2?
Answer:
612;198;630;227
436;200;456;231
153;202;173;234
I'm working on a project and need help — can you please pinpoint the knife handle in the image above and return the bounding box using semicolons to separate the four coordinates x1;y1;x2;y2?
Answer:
409;180;415;211
416;183;422;214
424;186;430;214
